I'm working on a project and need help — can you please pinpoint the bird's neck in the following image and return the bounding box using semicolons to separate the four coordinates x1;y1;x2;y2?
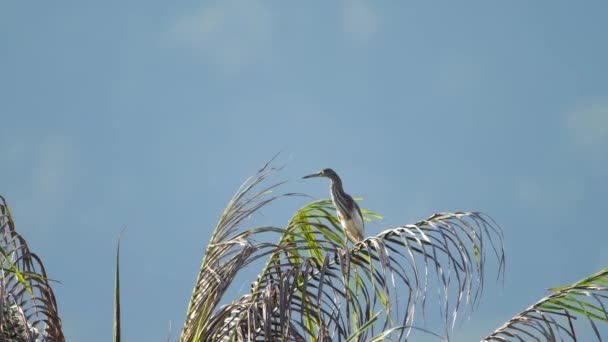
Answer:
329;178;346;197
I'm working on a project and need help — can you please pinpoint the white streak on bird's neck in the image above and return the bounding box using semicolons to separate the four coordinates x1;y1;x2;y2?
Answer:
329;178;347;200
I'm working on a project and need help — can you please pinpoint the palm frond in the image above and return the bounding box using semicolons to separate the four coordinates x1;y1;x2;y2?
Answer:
483;267;608;341
206;200;374;340
113;237;121;342
179;161;299;341
0;195;65;342
202;197;505;341
345;211;504;340
180;162;506;341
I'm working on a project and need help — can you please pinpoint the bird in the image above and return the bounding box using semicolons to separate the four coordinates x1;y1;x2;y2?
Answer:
302;168;365;243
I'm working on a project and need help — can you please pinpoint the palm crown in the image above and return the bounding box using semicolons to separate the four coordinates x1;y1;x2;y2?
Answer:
1;162;608;341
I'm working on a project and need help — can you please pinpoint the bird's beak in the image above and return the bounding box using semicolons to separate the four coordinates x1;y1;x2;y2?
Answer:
302;171;322;179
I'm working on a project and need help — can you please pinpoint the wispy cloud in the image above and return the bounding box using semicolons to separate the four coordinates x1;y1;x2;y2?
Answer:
1;135;77;233
512;178;544;209
432;55;487;97
565;100;608;151
168;0;272;74
512;176;584;212
31;136;75;199
341;0;379;42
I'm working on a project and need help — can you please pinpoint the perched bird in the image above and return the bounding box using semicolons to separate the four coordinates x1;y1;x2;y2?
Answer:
303;168;365;243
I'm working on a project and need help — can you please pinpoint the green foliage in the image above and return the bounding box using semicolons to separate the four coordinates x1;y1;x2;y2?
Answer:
484;267;608;341
0;196;64;341
178;164;506;341
3;161;608;341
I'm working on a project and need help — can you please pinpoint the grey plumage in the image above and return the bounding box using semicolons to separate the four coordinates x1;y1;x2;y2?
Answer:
303;168;365;243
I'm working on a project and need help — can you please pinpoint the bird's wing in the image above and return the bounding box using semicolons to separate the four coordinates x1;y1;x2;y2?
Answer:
352;199;364;228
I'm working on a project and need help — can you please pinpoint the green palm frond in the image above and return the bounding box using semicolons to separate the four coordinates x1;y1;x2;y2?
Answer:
180;163;506;341
0;195;65;342
483;267;608;341
205;199;386;341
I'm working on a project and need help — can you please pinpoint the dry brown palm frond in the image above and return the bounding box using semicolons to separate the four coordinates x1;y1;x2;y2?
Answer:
180;161;304;341
0;195;65;342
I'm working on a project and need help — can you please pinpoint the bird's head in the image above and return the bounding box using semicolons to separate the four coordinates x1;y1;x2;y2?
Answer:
302;168;339;180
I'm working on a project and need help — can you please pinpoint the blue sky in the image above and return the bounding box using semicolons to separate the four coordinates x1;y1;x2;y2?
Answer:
2;1;608;340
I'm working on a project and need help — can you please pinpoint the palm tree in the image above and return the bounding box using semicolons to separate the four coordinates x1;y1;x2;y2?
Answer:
1;162;607;341
177;162;608;341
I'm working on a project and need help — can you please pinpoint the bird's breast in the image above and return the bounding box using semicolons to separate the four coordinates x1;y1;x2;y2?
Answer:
339;211;364;242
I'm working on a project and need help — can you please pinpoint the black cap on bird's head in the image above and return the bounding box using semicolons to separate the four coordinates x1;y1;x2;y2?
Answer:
302;168;340;181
